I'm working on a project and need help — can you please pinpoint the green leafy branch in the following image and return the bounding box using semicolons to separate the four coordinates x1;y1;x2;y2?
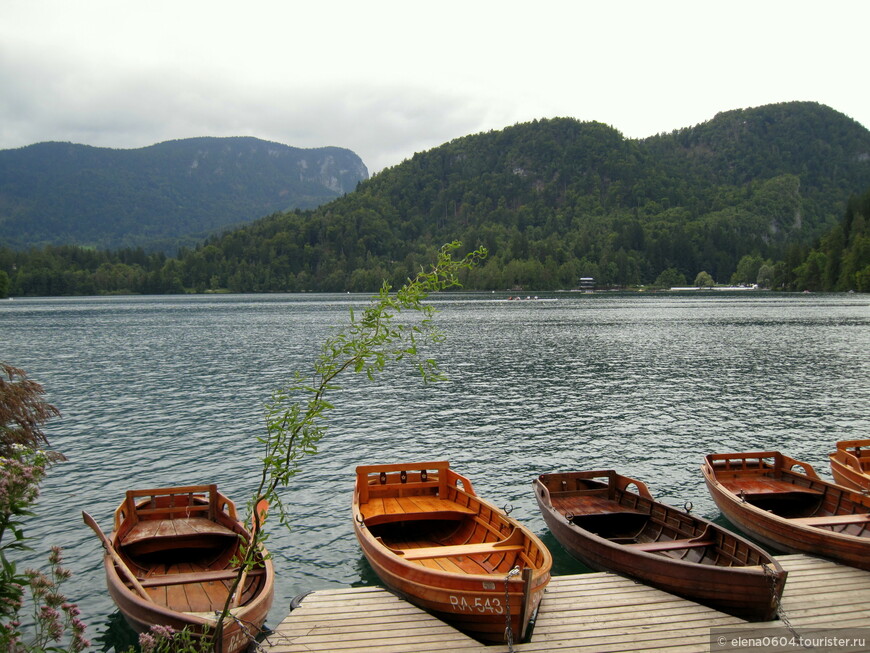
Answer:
213;241;486;645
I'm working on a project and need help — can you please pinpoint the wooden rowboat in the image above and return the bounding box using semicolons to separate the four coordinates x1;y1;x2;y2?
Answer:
534;470;786;621
352;461;552;644
702;451;870;571
83;485;273;653
829;439;870;491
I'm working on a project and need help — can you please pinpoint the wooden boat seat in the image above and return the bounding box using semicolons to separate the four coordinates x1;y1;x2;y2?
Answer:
139;567;265;588
721;478;823;496
121;516;237;555
792;513;870;527
398;542;525;560
553;493;644;516
184;607;244;621
625;538;715;552
396;528;526;561
360;495;476;526
551;488;610;498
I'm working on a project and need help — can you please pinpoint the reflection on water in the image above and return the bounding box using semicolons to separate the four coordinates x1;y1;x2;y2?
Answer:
1;292;868;649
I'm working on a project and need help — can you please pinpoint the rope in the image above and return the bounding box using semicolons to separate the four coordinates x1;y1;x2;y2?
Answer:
762;563;809;649
503;566;521;652
222;611;267;653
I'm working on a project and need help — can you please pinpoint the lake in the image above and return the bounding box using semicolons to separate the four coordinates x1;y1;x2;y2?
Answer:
1;291;868;649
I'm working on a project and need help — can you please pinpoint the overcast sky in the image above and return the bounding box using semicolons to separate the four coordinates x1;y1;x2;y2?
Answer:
1;1;868;174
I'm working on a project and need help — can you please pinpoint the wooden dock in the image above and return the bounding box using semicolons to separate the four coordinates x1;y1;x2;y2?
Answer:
261;555;870;652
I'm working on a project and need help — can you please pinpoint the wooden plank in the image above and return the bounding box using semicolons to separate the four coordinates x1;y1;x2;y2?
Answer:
360;495;476;524
135;504;210;517
165;572;190;612
262;633;482;653
624;538;714;552
275;617;472;638
139;568;263;588
792;512;870;526
264;554;870;653
122;516;236;549
534;608;740;632
381;497;402;516
267;581;482;653
400;542;524;560
355;461;450;476
174;562;212;613
403;495;474;515
275;611;453;633
720;477;823;495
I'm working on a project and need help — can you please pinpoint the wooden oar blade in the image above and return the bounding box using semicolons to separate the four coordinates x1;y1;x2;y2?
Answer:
81;510;153;602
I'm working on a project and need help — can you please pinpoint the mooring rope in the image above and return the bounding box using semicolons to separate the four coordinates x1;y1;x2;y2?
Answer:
503;566;521;652
762;562;809;649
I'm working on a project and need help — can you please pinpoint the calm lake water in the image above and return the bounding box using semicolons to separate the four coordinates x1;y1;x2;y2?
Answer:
2;291;868;650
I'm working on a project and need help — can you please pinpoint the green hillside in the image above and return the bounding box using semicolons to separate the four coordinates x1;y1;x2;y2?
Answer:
0;137;368;252
2;102;869;295
182;101;870;291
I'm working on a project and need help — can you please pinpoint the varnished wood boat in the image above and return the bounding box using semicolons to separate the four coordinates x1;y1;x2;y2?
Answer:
829;439;870;491
352;461;552;644
702;451;870;571
83;485;273;653
534;470;786;621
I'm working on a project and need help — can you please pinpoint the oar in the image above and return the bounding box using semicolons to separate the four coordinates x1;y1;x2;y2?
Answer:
230;499;269;608
82;511;153;602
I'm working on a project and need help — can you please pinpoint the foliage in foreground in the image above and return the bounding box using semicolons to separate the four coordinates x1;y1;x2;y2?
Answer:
2;242;486;652
0;365;88;652
120;241;485;650
215;242;486;645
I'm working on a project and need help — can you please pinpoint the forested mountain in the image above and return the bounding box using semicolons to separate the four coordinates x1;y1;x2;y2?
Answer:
1;102;869;296
790;186;870;291
178;101;869;291
0;137;368;252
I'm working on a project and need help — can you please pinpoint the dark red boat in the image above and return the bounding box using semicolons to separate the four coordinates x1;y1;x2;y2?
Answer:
535;469;786;621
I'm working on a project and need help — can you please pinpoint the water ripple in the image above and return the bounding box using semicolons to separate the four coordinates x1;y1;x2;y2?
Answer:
0;292;868;649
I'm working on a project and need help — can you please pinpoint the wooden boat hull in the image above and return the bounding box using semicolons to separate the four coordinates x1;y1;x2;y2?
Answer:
352;461;551;644
98;485;274;653
702;452;870;571
829;439;870;491
535;471;785;621
104;557;274;653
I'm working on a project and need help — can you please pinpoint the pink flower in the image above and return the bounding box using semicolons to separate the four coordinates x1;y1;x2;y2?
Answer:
138;632;157;653
62;602;81;617
150;623;176;639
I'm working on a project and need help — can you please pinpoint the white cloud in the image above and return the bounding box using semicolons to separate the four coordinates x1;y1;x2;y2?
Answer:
1;0;868;173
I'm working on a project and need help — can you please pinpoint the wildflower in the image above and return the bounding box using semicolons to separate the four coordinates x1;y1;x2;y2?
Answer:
72;631;91;652
150;623;176;639
61;602;80;617
139;631;157;653
24;570;52;603
39;605;60;620
44;591;66;608
54;567;72;580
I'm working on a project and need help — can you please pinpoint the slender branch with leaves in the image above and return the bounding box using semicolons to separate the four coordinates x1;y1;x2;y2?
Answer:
210;241;486;646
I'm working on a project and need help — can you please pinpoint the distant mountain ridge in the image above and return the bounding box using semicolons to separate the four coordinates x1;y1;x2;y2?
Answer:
2;101;868;296
0;137;369;252
192;101;867;291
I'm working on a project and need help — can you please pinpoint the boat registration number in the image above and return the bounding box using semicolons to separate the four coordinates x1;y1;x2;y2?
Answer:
449;595;504;614
227;631;247;651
